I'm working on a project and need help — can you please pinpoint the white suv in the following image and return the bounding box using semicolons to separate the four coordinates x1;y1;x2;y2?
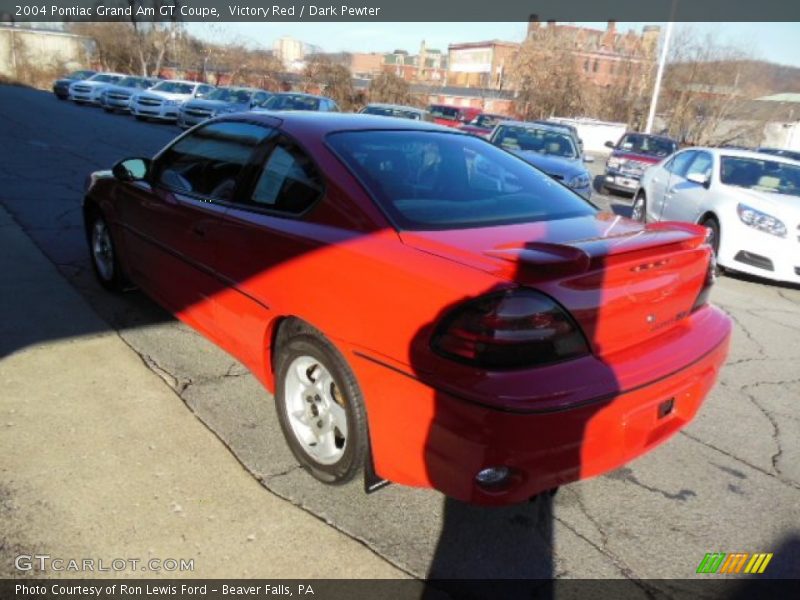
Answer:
130;80;215;122
68;73;126;104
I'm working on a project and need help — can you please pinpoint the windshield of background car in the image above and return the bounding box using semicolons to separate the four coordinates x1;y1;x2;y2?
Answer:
618;134;676;157
493;126;578;159
363;106;421;120
471;115;500;129
428;105;459;120
69;70;95;79
720;156;800;197
261;95;321;110
207;88;253;103
327;130;596;230
90;74;122;83
152;82;195;94
118;77;152;89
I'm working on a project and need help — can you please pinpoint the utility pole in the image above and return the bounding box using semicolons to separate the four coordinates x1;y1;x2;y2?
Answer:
645;0;677;134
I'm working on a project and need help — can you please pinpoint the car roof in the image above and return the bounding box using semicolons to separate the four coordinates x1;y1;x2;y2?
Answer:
225;111;460;136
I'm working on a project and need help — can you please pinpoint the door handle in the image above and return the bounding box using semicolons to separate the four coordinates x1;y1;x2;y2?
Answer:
191;224;207;237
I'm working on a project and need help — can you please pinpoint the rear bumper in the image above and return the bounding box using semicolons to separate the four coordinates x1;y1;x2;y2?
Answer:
350;305;731;505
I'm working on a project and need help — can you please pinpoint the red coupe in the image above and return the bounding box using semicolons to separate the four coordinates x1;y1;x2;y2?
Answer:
83;113;731;505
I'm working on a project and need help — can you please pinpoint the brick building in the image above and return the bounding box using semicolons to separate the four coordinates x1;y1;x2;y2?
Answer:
526;20;661;88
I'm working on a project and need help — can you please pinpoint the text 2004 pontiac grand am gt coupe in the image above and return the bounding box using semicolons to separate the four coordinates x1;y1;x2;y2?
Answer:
83;113;731;505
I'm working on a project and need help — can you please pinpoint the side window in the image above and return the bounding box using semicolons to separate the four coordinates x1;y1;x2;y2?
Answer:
328;100;340;112
665;151;695;177
253;92;267;105
686;151;713;181
157;121;273;201
250;140;323;214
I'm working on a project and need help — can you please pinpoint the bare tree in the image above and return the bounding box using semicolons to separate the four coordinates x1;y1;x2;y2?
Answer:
368;72;412;105
303;56;354;109
660;28;770;145
508;27;586;120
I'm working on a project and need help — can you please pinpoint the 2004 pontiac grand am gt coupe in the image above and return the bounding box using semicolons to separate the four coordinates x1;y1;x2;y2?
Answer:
83;113;731;505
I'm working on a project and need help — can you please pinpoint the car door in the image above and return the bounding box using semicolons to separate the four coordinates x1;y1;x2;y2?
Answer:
662;150;713;224
211;134;332;372
651;150;695;220
116;120;273;339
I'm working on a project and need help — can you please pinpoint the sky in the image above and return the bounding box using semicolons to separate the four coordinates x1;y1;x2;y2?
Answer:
186;22;800;67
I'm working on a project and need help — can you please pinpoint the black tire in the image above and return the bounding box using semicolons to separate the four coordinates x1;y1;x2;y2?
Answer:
86;209;127;292
134;115;146;121
103;107;112;113
700;216;724;275
274;326;368;484
56;94;67;101
631;192;647;222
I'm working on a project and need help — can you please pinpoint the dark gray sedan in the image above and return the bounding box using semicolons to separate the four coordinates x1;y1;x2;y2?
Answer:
489;121;594;200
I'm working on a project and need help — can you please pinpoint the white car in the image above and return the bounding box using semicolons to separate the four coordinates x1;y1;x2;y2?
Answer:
635;147;800;285
68;72;126;104
130;80;215;122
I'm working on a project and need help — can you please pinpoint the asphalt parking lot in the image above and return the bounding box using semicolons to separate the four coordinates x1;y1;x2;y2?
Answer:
1;84;799;584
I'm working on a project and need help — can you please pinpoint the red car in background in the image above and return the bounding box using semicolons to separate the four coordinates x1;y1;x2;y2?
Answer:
83;113;730;505
602;132;678;195
427;104;481;128
458;113;506;138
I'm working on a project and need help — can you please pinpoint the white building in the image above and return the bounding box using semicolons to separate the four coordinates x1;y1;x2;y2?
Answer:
0;26;95;79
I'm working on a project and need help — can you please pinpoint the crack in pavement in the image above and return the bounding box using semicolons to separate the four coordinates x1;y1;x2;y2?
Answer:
739;378;800;479
680;430;800;491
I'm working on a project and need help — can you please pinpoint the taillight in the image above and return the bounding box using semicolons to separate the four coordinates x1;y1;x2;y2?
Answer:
692;246;717;313
431;289;589;369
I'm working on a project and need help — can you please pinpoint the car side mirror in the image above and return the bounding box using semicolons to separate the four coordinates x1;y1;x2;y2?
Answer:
583;155;595;163
604;141;615;149
112;158;150;182
686;172;710;187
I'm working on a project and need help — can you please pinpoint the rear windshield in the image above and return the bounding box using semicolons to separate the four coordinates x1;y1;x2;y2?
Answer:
617;134;676;157
152;82;195;94
327;130;596;230
261;95;321;111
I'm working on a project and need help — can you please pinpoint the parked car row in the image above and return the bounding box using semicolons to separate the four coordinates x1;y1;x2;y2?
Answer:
55;70;340;126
